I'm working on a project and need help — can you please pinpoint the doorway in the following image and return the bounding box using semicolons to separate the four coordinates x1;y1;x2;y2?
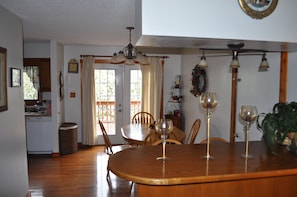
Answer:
94;64;142;144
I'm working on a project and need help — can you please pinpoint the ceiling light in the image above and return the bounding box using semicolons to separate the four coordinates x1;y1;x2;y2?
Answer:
230;50;240;69
198;50;208;68
110;27;148;65
258;52;269;72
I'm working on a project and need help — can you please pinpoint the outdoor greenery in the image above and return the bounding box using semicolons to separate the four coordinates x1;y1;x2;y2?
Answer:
94;69;141;102
23;70;39;100
130;70;142;101
95;69;115;101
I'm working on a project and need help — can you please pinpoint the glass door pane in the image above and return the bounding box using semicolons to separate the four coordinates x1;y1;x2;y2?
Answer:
95;64;141;144
95;69;116;135
95;64;123;144
129;69;142;121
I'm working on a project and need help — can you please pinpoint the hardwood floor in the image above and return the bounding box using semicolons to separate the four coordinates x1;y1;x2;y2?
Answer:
28;146;135;197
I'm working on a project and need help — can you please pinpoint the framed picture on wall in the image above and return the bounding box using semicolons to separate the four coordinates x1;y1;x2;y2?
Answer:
68;58;79;73
11;68;21;87
0;47;8;112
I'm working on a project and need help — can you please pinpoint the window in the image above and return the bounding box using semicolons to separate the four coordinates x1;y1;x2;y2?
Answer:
95;69;116;135
23;66;40;100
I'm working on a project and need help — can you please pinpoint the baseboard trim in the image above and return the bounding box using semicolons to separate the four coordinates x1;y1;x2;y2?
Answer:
52;152;60;157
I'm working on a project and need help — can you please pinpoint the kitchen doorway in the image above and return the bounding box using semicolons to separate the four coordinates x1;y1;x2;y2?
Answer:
94;64;142;144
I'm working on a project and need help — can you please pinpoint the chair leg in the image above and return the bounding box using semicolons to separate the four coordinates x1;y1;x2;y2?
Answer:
106;166;111;184
129;181;134;193
107;165;134;194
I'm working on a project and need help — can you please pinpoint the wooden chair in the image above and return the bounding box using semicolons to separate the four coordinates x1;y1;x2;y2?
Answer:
98;120;131;179
144;132;180;146
144;132;161;145
132;112;154;124
151;139;182;146
184;119;201;144
200;137;228;144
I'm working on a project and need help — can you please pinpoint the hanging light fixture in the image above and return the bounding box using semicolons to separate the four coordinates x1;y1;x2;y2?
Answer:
230;50;240;69
198;50;208;68
258;52;269;72
110;27;148;65
199;43;271;72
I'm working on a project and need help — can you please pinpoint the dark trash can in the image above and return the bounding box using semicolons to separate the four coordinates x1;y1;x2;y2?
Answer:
59;122;78;155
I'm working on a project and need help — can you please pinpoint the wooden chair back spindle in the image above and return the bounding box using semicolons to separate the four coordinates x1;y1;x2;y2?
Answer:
132;112;154;125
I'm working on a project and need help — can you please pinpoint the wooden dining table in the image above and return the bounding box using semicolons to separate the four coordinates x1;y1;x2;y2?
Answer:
108;141;297;197
121;123;185;146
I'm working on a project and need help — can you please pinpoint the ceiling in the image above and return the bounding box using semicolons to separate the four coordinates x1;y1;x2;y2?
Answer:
1;0;297;55
0;0;136;47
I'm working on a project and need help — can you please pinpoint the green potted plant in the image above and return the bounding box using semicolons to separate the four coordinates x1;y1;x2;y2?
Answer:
257;101;297;156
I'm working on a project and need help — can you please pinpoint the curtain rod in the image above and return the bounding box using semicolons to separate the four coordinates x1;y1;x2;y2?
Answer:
80;54;169;59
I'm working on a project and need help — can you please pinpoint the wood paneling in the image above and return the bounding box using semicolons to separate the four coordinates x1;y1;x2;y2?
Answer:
136;175;297;197
230;68;238;142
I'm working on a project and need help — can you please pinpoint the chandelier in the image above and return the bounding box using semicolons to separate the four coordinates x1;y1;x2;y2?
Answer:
110;27;148;65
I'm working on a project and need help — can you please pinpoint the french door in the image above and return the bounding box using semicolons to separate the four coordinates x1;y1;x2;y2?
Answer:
94;64;141;144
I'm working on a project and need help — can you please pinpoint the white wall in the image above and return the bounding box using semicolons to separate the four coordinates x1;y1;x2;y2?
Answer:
140;0;297;43
287;53;297;102
181;52;297;143
24;42;50;58
50;41;64;153
162;55;181;116
0;5;29;197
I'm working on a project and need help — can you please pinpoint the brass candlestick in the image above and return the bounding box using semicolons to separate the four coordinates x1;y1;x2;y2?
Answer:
200;92;218;160
239;105;257;159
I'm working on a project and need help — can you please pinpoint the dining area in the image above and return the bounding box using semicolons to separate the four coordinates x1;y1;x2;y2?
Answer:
120;111;201;146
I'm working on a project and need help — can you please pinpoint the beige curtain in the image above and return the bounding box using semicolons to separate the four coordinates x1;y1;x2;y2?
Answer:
81;56;97;145
140;57;163;120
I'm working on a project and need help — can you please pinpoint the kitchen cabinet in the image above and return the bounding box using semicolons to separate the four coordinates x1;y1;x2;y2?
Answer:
25;116;52;154
24;58;51;91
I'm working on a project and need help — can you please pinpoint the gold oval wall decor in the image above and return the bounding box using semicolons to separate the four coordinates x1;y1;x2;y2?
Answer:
238;0;278;19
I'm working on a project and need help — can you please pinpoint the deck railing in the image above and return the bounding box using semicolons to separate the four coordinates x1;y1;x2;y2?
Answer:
96;101;141;134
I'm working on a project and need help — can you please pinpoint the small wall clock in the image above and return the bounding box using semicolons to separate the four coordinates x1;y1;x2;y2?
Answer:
238;0;278;19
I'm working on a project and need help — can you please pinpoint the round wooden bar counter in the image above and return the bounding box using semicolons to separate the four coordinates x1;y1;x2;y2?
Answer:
108;141;297;196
